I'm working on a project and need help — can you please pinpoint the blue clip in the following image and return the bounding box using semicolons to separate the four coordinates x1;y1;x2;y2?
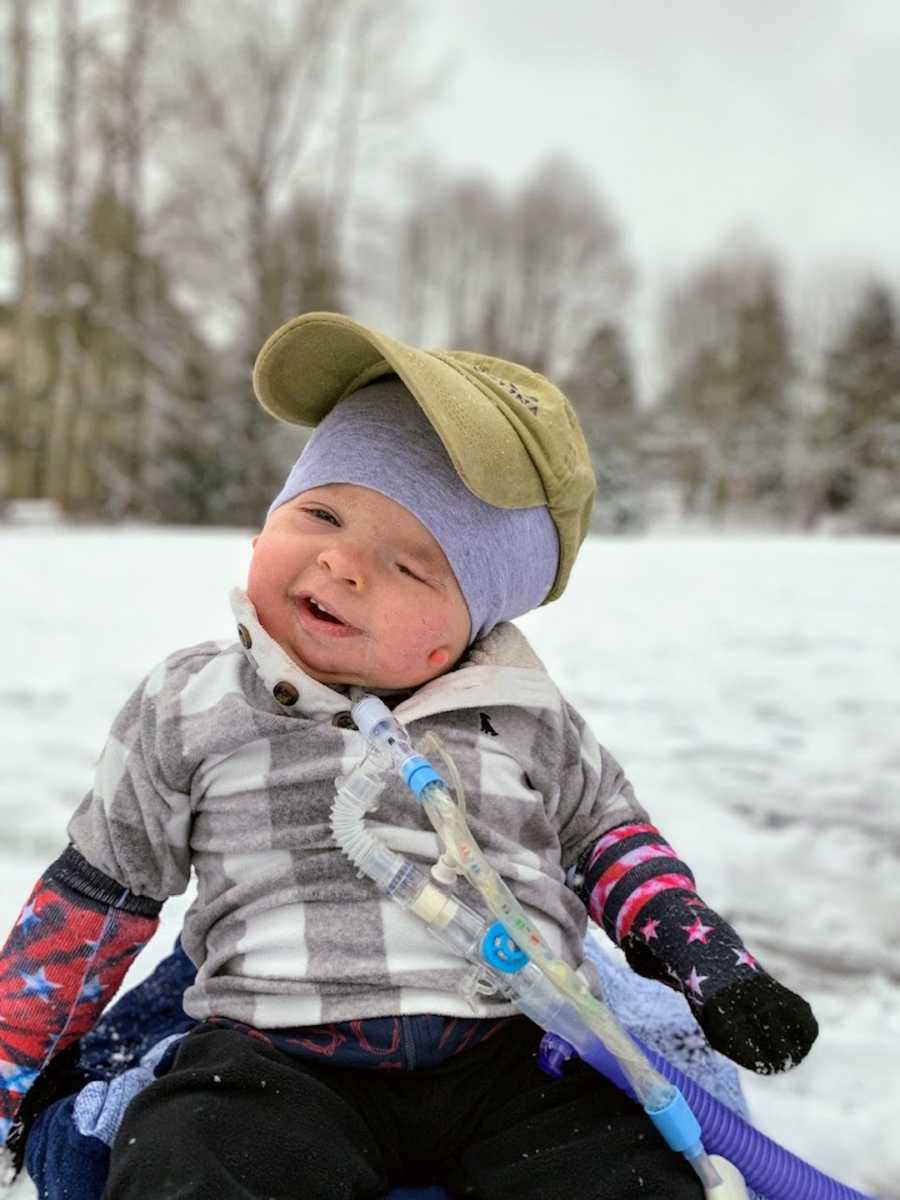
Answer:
481;921;528;973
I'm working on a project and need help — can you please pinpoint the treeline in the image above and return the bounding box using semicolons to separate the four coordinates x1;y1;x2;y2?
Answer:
2;1;898;532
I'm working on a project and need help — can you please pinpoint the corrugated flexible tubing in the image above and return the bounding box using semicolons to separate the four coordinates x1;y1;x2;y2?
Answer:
584;1033;873;1200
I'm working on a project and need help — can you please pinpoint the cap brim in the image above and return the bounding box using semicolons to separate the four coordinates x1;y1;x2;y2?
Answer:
252;312;546;510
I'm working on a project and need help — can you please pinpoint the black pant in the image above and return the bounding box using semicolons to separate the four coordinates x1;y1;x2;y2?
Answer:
103;1020;704;1200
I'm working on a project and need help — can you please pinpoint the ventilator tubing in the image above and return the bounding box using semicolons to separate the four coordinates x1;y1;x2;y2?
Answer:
338;696;874;1200
347;702;669;1105
581;1028;872;1200
334;702;730;1189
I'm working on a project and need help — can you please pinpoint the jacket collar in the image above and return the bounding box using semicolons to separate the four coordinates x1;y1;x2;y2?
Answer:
230;588;351;720
229;588;559;722
394;623;559;723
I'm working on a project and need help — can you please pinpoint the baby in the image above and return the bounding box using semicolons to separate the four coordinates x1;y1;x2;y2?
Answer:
1;313;817;1199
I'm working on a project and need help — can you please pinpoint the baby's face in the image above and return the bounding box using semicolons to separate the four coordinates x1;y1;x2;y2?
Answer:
247;483;471;689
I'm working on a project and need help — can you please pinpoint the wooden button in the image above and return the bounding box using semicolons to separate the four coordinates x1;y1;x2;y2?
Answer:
331;711;357;730
273;681;299;706
237;623;252;649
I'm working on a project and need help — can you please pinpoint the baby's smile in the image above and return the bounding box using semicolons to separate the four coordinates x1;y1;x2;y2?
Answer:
294;592;363;638
305;596;342;623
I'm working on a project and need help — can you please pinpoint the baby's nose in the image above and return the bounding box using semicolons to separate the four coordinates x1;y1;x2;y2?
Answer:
317;543;367;587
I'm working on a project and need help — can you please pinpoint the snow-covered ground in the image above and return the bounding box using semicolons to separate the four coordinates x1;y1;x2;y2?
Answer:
2;525;898;1199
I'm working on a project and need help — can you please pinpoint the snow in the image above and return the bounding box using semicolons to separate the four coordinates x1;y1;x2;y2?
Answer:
2;525;898;1199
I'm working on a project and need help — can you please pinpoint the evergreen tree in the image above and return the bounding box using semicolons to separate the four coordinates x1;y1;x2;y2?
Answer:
660;256;795;521
731;271;794;513
819;282;900;526
564;322;643;531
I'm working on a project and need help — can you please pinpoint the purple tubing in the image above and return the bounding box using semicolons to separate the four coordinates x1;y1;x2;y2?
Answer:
581;1034;873;1200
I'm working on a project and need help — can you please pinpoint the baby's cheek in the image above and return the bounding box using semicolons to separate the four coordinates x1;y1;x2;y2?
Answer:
388;612;445;664
399;622;438;662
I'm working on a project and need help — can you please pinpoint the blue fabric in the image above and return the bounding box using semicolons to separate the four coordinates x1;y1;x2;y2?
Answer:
24;935;755;1200
72;1035;184;1147
582;934;751;1121
26;1097;111;1200
389;1190;453;1199
205;1012;512;1071
78;940;196;1081
24;948;195;1200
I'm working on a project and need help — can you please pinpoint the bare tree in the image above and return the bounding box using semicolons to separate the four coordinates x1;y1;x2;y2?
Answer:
2;0;36;500
46;0;186;516
153;1;346;353
0;0;441;524
45;0;83;510
503;158;632;373
394;157;632;377
394;167;506;351
142;0;429;521
117;0;153;511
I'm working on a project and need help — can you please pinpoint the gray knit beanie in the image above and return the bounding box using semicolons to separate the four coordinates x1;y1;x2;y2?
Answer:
268;378;560;642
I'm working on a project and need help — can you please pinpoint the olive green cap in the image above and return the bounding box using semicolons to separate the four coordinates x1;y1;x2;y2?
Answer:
252;312;596;603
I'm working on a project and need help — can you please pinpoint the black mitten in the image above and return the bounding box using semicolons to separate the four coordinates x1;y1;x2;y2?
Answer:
576;821;819;1075
695;973;818;1075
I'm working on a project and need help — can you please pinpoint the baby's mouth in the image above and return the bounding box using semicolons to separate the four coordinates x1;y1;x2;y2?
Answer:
296;594;364;637
302;595;346;625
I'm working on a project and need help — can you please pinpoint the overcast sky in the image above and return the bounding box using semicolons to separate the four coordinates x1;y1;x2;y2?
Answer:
7;1;898;388
418;0;900;340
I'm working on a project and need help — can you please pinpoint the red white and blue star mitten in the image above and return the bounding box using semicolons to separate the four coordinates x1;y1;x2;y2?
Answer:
0;846;160;1152
575;822;818;1075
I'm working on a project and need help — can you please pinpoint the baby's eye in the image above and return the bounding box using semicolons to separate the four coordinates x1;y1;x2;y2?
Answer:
398;563;424;582
305;507;339;525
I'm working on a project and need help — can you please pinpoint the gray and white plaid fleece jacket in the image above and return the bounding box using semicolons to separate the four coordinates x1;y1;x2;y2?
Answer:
67;590;646;1029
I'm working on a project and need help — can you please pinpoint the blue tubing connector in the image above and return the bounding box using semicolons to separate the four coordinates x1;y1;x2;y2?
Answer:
645;1086;702;1160
582;1033;873;1200
402;756;445;797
